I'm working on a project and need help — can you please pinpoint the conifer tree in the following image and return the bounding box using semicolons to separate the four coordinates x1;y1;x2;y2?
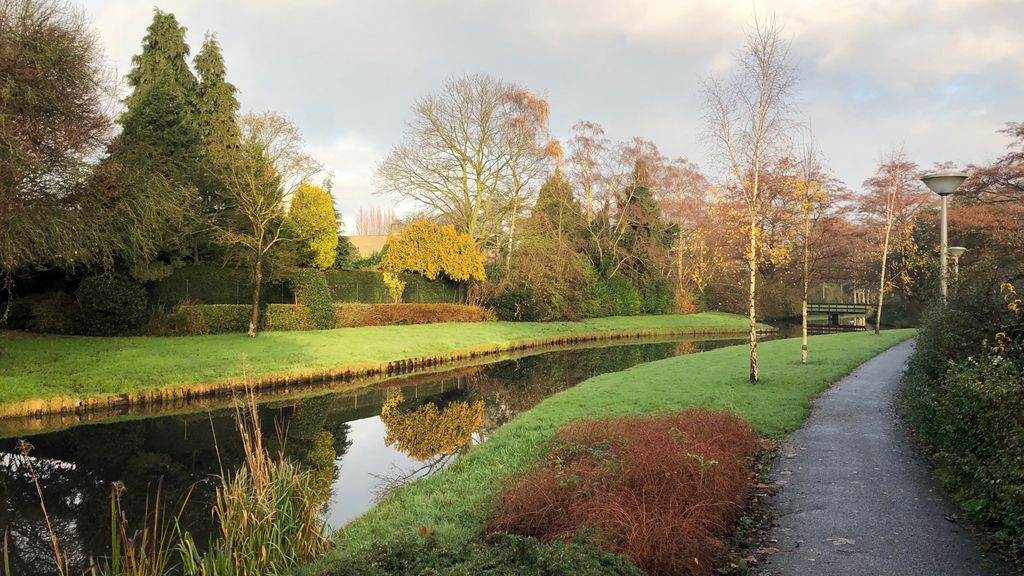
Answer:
194;34;241;179
111;9;204;273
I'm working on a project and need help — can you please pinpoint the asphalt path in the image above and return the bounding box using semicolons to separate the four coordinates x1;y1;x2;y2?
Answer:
755;340;1016;576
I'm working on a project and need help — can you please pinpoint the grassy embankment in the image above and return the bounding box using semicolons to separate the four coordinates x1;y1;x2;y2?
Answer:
0;312;756;417
323;329;916;569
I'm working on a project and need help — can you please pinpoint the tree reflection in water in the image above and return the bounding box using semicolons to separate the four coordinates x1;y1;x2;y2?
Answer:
0;336;743;576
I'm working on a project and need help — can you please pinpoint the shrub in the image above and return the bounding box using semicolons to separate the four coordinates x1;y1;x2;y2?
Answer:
380;221;486;282
902;270;1024;564
288;269;334;329
486;409;760;576
595;275;642;317
30;292;78;334
75;274;149;336
333;304;490;328
318;533;643;576
2;297;35;329
903;358;1024;560
640;279;675;315
143;304;251;336
490;284;546;322
264;304;313;332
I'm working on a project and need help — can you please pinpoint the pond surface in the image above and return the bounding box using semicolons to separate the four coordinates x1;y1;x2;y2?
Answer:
0;335;745;575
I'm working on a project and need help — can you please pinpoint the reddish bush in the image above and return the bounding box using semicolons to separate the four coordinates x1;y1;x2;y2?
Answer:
486;409;760;576
333;303;492;327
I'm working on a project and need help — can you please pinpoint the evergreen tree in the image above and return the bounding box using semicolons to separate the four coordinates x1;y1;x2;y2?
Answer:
111;9;204;274
616;160;677;312
194;34;241;174
118;9;201;187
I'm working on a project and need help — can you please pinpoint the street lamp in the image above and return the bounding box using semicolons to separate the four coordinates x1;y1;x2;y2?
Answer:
949;246;967;284
921;170;968;302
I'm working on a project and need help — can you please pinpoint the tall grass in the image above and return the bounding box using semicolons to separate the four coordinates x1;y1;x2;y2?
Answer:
86;482;191;576
9;387;332;576
177;389;332;575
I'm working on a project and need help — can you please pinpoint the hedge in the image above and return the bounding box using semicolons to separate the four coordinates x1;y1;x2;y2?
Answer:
141;303;491;335
149;265;463;307
324;270;464;304
148;264;292;306
333;304;492;327
264;304;314;332
144;304;251;336
289;269;334;329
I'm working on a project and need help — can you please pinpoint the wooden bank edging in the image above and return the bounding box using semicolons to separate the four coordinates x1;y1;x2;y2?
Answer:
0;326;770;420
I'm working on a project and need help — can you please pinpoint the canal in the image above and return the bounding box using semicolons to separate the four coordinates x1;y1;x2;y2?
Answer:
0;335;747;574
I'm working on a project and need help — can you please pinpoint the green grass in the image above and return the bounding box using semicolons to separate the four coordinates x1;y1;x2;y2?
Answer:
0;313;754;410
329;329;915;563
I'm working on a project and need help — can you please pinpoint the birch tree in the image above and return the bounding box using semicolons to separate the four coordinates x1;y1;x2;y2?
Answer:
702;16;797;382
794;143;836;362
860;151;928;334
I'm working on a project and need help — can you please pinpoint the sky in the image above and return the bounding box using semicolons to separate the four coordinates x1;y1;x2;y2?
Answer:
87;0;1024;232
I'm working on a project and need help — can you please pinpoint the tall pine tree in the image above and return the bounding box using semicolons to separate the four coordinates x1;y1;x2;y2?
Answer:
111;9;203;276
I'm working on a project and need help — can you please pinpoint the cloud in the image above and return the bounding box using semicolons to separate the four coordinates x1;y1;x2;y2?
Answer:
85;0;1024;198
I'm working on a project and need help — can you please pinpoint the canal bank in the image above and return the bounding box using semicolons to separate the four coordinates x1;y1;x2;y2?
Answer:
0;312;762;419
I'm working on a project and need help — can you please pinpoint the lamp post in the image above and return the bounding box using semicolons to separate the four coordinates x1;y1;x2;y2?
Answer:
920;170;968;303
949;246;967;284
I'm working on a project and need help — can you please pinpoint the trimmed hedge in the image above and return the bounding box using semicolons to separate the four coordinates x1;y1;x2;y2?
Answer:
334;304;491;327
141;303;491;335
289;269;335;329
148;265;463;308
265;304;314;332
324;270;464;304
144;304;251;336
148;264;292;306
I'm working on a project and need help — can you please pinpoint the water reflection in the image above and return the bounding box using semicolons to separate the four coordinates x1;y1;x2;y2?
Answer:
0;336;742;575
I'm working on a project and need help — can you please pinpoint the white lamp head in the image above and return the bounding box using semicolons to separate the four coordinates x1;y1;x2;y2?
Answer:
949;246;967;258
921;170;969;196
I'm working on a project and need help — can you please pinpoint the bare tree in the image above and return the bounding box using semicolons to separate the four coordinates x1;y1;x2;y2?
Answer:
355;206;397;236
566;121;612;225
376;73;555;248
703;15;797;382
215;111;321;336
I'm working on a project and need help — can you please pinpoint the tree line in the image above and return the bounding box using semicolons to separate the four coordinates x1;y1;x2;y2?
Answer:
1;1;342;336
2;1;1020;355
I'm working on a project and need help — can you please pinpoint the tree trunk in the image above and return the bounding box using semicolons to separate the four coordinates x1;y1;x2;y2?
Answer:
801;210;810;364
249;255;262;338
875;217;894;335
748;212;759;383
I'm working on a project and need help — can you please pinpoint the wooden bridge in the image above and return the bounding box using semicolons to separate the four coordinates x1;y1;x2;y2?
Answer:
806;302;874;331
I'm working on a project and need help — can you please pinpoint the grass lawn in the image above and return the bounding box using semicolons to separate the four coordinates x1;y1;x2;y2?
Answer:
327;329;915;565
0;312;754;413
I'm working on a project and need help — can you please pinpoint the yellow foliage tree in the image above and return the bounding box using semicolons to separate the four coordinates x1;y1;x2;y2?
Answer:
380;392;484;461
289;182;339;270
380;221;486;282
